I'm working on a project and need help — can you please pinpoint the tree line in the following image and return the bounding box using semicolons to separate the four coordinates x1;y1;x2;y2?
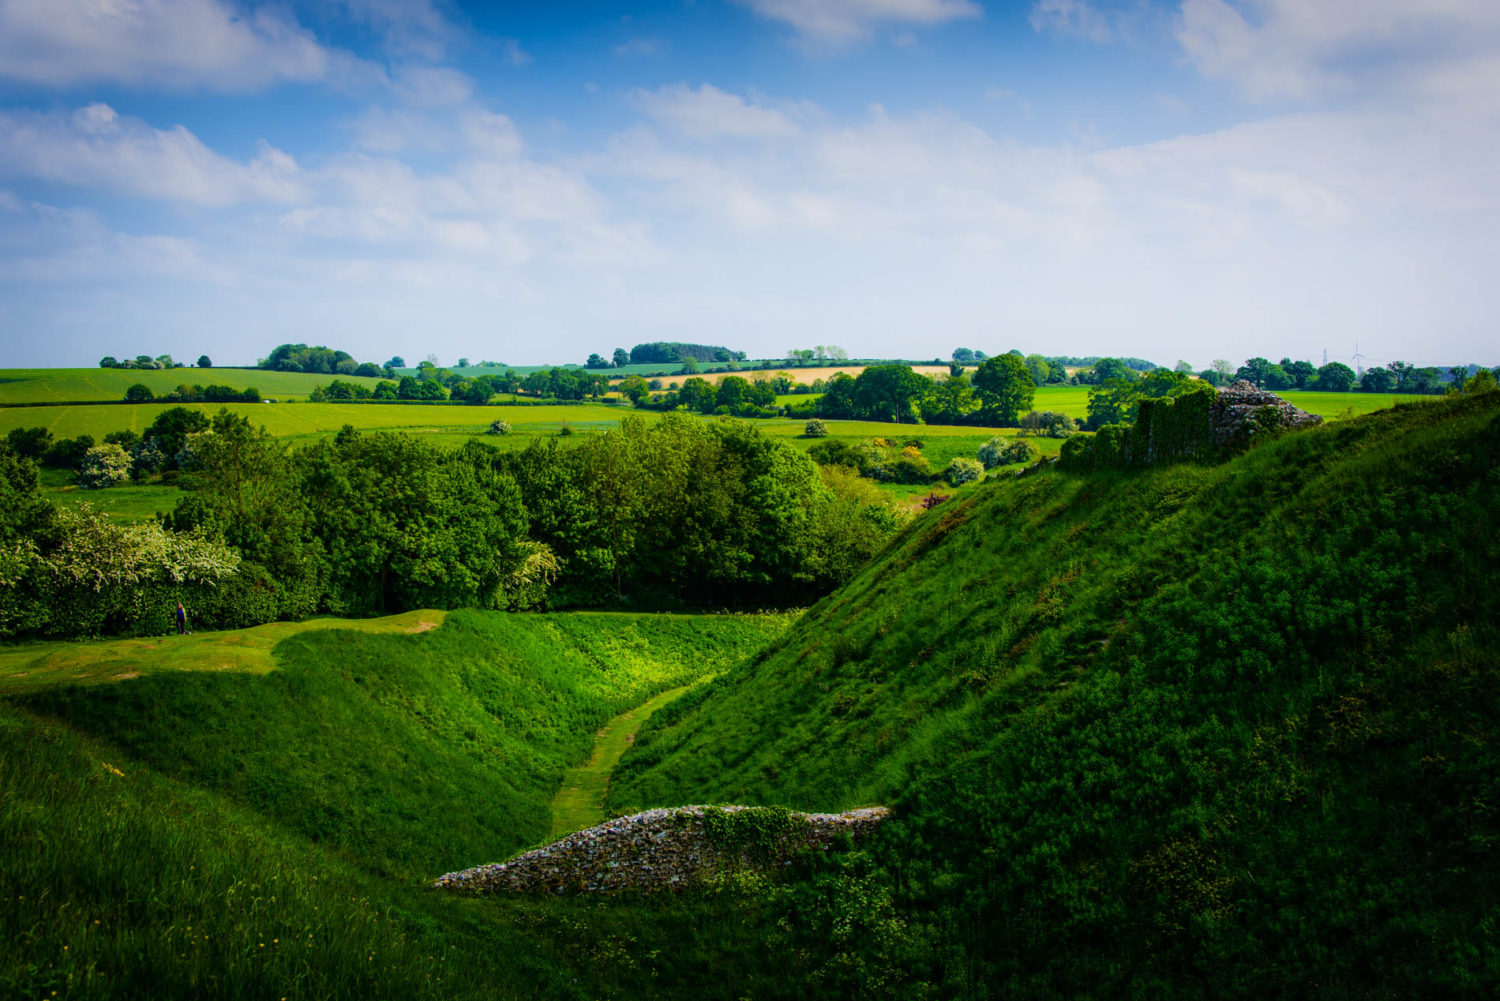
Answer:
0;410;902;639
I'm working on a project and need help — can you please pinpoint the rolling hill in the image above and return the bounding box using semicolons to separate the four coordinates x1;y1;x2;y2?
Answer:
609;389;1500;996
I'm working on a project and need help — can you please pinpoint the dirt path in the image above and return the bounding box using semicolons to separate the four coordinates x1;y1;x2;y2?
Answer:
548;684;694;839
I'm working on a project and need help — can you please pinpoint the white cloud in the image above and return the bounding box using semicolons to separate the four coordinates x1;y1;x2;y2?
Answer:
0;0;374;91
338;0;459;62
732;0;981;47
632;84;802;140
614;37;665;57
1029;0;1119;43
498;38;533;67
1176;0;1500;103
0;105;306;205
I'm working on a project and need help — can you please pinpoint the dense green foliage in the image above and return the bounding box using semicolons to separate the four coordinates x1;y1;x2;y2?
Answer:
629;342;746;364
610;391;1500;996
1063;384;1218;470
496;415;900;608
0;409;899;639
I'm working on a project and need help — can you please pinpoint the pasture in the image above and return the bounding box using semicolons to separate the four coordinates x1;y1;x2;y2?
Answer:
0;367;387;405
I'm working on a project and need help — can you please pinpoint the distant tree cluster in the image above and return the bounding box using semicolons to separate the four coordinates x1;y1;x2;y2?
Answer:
99;354;186;370
628;342;747;365
259;343;391;379
310;366;611;405
123;383;260;404
634;375;779;418
785;346;850;365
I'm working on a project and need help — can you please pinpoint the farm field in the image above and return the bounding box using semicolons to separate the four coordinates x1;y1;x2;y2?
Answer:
0;367;387;405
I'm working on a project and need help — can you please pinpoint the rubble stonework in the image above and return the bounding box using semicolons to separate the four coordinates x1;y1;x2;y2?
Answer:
432;805;891;895
1210;380;1323;448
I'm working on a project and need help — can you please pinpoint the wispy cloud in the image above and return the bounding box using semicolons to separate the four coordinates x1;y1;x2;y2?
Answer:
614;37;666;57
733;0;981;48
632;84;804;140
0;104;306;205
0;0;372;91
1176;0;1500;103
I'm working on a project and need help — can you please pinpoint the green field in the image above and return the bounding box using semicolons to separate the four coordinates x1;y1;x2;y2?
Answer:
0;367;388;405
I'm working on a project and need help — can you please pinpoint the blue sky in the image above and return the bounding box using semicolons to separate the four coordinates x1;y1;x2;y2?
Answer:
1;0;1497;370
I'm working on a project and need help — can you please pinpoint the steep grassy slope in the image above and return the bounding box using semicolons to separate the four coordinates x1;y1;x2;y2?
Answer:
2;609;791;999
610;391;1500;996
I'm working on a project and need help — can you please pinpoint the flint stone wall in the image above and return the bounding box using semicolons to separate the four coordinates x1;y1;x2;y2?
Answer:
1211;380;1323;447
433;805;891;895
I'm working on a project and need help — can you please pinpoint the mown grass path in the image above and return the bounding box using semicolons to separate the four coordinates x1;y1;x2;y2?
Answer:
549;683;695;838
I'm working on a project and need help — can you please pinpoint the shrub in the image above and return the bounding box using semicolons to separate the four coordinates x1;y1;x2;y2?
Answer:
1001;440;1038;465
78;444;132;489
489;420;513;435
804;419;830;438
944;457;984;486
977;437;1005;469
125;383;155;402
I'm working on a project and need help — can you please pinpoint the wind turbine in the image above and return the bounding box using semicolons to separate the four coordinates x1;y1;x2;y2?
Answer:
1352;343;1366;377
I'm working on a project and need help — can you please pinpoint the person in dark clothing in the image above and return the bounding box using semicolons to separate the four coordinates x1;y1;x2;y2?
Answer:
175;602;188;635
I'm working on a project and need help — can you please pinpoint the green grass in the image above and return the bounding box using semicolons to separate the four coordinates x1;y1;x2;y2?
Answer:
0;367;387;405
549;682;700;839
610;391;1500;995
1;608;794;1000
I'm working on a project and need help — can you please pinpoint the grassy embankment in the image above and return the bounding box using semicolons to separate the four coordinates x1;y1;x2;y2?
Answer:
609;390;1500;996
1;608;791;1000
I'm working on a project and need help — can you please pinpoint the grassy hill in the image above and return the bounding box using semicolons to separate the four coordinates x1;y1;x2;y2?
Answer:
608;390;1500;996
0;609;791;999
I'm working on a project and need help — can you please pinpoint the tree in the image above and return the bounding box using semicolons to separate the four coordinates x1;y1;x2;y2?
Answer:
386;356;406;369
1263;363;1293;390
922;373;978;425
1023;354;1051;386
971;354;1036;426
944;457;984;486
1086;357;1135;385
125;383;155;403
816;373;858;420
143;407;211;466
852;365;928;423
456;357;470;369
99;356;119;368
1086;379;1141;430
680;356;700;375
620;375;650;404
977;437;1006;470
1174;360;1194;374
6;427;52;459
1461;369;1498;394
1234;357;1275;387
1138;369;1193;399
952;348;976;364
1360;367;1395;392
1315;362;1356;392
79;444;132;489
804;419;829;438
1197;368;1226;387
613;348;630;368
1211;359;1234;381
1280;358;1317;389
586;353;610;369
197;355;212;368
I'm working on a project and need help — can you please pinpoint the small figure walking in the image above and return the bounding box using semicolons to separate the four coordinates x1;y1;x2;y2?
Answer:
175;601;188;635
